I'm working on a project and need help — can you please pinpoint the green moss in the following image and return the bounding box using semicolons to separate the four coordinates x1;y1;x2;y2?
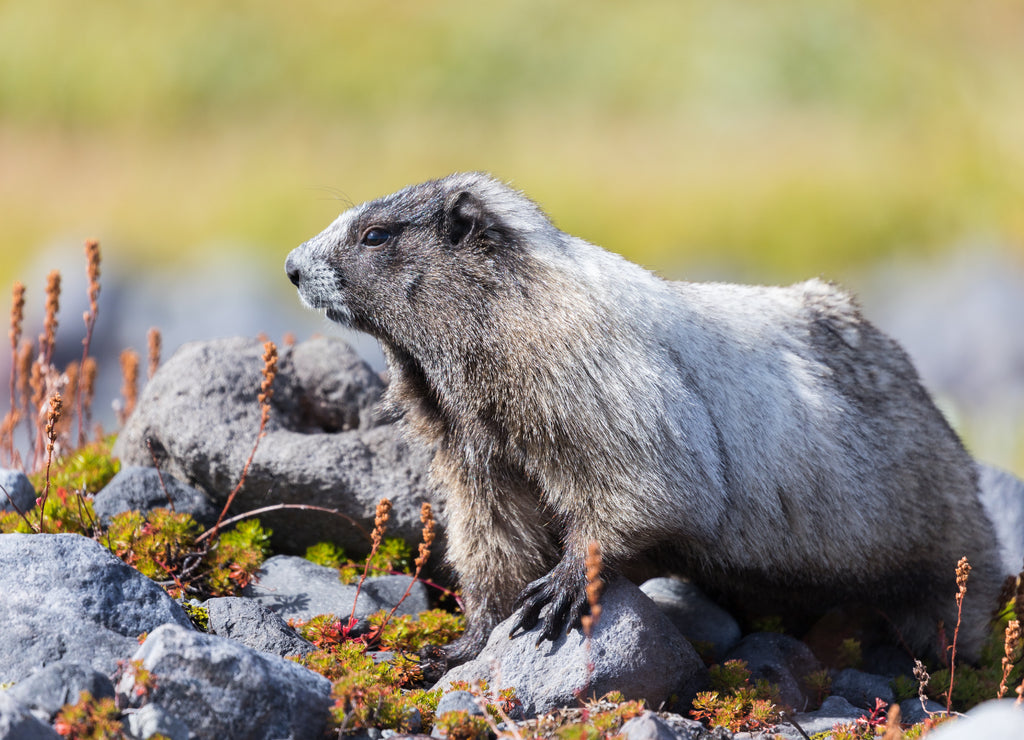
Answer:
304;541;346;568
338;537;413;583
29;436;120;495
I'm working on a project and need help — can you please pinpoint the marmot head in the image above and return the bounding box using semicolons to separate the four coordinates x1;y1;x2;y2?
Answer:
285;172;556;346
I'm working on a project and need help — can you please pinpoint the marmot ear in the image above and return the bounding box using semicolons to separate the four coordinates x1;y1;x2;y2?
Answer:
444;190;495;247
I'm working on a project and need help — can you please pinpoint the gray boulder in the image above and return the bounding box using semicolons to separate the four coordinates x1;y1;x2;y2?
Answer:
722;633;821;711
0;469;34;513
111;336;435;555
119;623;332;740
0;533;193;683
928;699;1024;739
900;697;946;725
124;704;190;740
243;554;429;626
619;711;707;740
788;695;863;736
434;690;485;719
435;576;707;717
93;466;219;528
640;577;741;660
201;596;314;657
831;668;895;710
5;663;115;723
0;694;61;740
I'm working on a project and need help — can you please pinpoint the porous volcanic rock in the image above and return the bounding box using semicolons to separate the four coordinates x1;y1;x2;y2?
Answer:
112;336;436;555
0;533;193;684
435;577;707;717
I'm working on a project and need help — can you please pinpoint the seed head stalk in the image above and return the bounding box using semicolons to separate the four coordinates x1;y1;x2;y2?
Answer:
6;282;25;465
946;557;971;713
77;239;101;446
37;392;63;532
206;341;278;542
377;502;436;635
349;497;392;633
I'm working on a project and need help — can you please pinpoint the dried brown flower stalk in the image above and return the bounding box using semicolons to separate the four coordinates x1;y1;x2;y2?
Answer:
37;392;63;532
416;502;436;572
39;270;60;368
7;282;25;465
913;660;932;717
147;327;162;380
77;239;101;445
881;703;902;740
257;340;277;431
946;556;971;713
581;540;604;639
380;501;437;630
80;356;97;436
203;341;279;543
119;349;139;426
350;497;393;629
16;339;33;457
282;331;296;347
370;498;392;553
999;620;1021;699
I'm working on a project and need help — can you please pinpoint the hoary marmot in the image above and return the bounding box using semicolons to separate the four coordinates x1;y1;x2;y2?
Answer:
285;172;1005;665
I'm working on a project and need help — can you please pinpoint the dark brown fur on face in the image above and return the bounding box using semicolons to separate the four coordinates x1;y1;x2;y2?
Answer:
286;172;1007;667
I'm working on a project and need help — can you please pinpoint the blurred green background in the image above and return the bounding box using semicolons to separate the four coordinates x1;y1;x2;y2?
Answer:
1;0;1022;468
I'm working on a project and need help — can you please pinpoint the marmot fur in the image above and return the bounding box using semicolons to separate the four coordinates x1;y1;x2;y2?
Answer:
285;172;1005;665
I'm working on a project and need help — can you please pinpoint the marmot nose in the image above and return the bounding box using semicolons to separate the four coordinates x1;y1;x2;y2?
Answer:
285;255;301;287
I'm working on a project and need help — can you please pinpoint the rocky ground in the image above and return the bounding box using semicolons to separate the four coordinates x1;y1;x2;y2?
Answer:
2;336;1024;739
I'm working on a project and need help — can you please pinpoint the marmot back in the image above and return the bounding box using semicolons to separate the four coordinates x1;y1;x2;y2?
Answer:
286;172;1006;666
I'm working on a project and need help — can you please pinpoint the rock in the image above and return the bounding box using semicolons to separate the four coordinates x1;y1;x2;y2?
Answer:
111;337;435;555
619;710;705;740
0;533;193;683
243;554;429;626
831;668;895;710
978;463;1024;575
435;577;707;717
0;693;61;740
899;697;946;725
927;699;1024;739
640;577;741;660
93;466;219;528
124;704;190;740
201;596;315;657
789;695;863;736
0;469;34;513
4;663;115;723
434;691;484;718
119;623;332;740
722;633;821;711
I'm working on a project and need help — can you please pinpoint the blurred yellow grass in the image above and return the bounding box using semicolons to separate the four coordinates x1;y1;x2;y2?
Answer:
1;0;1022;471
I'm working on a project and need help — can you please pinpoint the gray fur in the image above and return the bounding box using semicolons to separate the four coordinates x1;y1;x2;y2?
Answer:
285;172;1006;664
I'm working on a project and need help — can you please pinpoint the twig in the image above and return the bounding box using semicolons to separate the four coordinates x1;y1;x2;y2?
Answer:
0;482;33;530
146;437;174;512
195;503;371;544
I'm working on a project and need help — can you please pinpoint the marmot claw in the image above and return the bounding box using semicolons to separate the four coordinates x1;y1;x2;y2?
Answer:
509;565;589;645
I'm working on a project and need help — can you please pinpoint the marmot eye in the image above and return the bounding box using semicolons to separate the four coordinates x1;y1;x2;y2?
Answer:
361;227;391;248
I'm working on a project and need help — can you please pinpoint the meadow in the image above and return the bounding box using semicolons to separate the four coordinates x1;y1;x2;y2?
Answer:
1;0;1022;467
